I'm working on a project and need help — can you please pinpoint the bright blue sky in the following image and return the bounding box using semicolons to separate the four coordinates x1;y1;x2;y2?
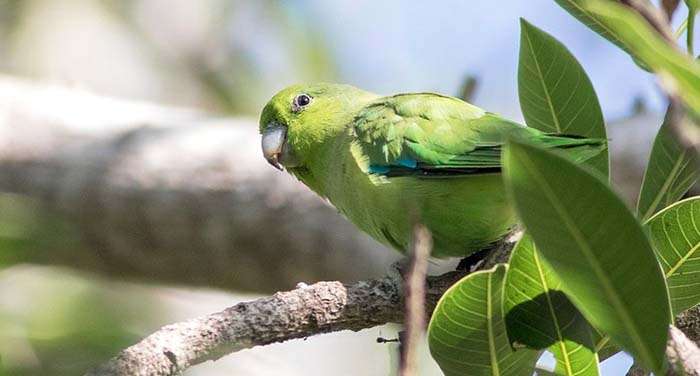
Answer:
282;0;673;122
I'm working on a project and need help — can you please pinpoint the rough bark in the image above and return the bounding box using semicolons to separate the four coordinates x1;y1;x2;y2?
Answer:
89;270;700;376
85;240;487;376
676;305;700;343
86;275;700;376
85;277;407;376
87;231;520;376
666;326;700;376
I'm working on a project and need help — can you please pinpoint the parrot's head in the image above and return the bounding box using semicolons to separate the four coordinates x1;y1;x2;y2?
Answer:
259;83;376;171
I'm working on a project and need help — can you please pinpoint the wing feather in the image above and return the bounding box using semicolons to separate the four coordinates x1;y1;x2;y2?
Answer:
353;93;515;176
352;93;605;177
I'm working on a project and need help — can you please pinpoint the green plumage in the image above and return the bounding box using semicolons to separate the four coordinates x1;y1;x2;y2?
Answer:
260;83;606;257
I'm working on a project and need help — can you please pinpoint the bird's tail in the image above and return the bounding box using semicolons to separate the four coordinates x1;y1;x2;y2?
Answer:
534;133;607;165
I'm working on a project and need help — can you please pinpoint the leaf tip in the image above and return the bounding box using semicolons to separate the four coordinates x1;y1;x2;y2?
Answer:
519;17;535;32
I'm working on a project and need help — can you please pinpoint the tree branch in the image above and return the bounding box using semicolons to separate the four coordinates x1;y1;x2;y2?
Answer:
86;269;468;376
626;361;649;376
88;228;700;376
661;0;682;22
0;75;396;293
666;325;700;375
87;228;520;376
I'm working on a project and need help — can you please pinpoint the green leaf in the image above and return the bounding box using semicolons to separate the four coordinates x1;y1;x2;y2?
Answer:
590;198;700;356
585;0;700;113
503;140;672;373
638;110;699;222
504;235;600;376
535;368;559;376
554;0;630;55
515;23;608;371
428;264;540;376
518;19;608;176
647;197;700;315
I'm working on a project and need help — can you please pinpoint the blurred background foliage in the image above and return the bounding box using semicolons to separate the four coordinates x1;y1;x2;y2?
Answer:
0;0;691;374
0;0;338;114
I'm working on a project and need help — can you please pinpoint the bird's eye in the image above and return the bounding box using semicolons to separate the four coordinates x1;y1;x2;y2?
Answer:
292;94;312;112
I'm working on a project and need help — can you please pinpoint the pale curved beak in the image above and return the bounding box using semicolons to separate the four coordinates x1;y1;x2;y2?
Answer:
262;124;286;171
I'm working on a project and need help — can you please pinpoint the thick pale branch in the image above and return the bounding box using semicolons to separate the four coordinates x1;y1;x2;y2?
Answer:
0;75;396;292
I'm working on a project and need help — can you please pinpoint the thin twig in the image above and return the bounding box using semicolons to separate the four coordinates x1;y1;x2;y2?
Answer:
620;0;678;44
659;74;700;155
458;76;479;102
661;0;681;22
399;225;432;376
621;0;700;158
688;7;696;56
674;17;689;40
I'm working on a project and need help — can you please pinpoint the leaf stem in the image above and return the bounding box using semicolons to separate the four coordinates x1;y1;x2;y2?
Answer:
675;18;688;40
688;8;696;56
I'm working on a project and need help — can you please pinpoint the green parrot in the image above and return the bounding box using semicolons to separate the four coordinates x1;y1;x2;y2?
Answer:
259;83;605;258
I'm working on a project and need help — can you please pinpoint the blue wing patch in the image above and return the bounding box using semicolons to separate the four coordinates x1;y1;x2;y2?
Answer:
396;157;418;168
368;157;417;175
368;165;391;174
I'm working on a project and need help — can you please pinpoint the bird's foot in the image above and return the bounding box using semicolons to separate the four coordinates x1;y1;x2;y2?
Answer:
456;246;493;272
